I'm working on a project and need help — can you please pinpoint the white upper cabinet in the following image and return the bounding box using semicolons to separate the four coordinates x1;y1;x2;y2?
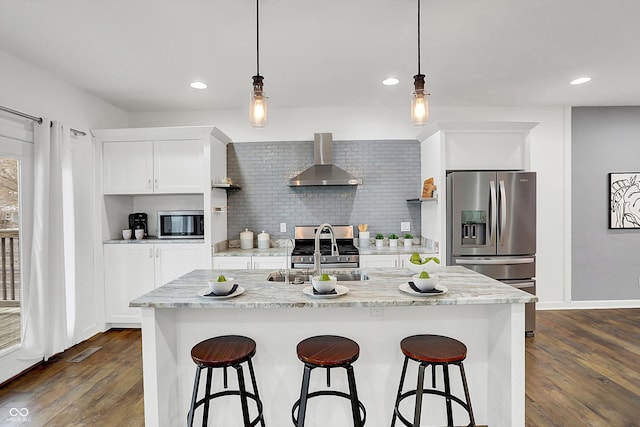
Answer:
102;139;204;195
103;140;154;194
154;140;204;193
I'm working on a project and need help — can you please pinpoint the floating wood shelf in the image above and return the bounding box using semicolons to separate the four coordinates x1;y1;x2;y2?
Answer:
406;197;438;203
212;183;241;190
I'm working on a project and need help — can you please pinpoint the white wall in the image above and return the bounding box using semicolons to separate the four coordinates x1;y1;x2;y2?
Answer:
130;105;572;308
1;49;128;342
129;106;419;142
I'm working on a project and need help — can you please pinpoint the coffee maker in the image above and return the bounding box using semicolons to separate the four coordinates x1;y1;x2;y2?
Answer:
129;213;148;237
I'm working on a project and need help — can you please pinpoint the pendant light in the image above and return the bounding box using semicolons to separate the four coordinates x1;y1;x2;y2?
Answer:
411;0;429;126
249;0;268;128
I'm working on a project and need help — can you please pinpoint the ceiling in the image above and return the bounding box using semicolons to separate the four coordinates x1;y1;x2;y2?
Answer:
1;0;639;113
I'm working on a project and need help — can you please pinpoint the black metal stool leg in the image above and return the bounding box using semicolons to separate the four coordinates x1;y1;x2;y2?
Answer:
295;364;313;427
459;362;476;427
391;356;409;427
187;366;202;427
413;363;426;427
202;367;213;427
247;358;266;427
235;364;252;427
345;365;363;427
443;364;453;427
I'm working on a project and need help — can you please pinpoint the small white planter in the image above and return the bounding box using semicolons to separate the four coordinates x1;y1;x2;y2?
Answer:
389;238;398;248
404;238;413;248
375;239;384;248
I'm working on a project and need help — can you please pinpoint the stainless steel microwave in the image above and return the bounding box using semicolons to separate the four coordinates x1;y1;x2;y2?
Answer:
157;210;205;239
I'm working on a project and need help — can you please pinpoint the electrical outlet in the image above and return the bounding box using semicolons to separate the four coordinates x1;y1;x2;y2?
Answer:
370;306;384;317
280;223;287;233
401;222;410;232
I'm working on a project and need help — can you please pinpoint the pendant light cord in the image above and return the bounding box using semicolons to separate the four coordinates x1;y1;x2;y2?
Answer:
256;0;260;76
417;0;421;75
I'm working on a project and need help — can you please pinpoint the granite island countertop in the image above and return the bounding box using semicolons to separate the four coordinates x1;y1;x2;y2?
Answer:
130;266;536;309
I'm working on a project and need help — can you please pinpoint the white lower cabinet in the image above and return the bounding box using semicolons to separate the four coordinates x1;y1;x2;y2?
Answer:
154;244;206;286
104;243;207;324
252;256;287;270
360;254;398;268
212;255;287;270
213;256;252;270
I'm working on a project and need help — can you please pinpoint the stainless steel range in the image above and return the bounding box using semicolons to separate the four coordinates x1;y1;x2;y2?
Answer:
291;225;359;268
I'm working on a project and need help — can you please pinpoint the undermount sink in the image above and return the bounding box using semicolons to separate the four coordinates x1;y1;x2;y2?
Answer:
267;270;369;284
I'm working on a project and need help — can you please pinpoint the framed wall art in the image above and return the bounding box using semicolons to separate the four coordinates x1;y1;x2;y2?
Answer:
609;172;640;229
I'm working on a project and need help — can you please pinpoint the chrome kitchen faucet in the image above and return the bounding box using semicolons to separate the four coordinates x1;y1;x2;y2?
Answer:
314;223;339;277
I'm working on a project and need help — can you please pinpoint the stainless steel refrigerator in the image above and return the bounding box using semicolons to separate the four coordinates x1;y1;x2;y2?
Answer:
446;171;536;335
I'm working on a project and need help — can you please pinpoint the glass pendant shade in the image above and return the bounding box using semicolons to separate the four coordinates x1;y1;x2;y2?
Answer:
411;74;429;126
249;75;268;128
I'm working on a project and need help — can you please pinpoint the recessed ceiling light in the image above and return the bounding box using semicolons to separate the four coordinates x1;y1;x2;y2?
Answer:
570;77;591;85
383;78;400;86
190;81;208;89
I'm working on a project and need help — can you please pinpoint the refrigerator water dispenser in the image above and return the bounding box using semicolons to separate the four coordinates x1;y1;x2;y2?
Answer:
461;210;486;245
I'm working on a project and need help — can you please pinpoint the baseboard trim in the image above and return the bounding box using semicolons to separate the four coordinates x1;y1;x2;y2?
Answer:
538;300;640;310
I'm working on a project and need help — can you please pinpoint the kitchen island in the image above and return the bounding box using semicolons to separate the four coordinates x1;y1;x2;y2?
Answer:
131;266;536;427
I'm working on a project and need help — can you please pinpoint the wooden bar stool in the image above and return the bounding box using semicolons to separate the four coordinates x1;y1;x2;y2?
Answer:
391;334;475;427
187;335;266;427
291;335;366;426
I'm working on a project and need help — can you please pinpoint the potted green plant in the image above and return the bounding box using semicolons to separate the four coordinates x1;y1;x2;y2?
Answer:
403;233;413;248
388;233;399;248
375;233;384;248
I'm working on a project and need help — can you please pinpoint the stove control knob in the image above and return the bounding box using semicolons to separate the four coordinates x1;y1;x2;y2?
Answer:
337;256;342;262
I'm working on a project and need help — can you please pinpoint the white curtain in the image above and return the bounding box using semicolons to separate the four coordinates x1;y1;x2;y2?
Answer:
20;119;76;361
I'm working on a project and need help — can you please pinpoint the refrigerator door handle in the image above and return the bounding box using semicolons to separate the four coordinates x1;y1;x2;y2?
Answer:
489;180;497;246
455;257;535;265
499;179;507;246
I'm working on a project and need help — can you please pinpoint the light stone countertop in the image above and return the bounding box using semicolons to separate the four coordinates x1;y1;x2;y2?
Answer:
104;237;206;244
130;266;536;309
213;246;439;257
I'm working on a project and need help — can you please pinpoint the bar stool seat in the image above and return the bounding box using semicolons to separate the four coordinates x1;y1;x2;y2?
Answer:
292;335;366;426
187;335;265;427
392;334;475;427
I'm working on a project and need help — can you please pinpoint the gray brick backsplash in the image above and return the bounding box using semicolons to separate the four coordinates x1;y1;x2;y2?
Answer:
226;139;421;241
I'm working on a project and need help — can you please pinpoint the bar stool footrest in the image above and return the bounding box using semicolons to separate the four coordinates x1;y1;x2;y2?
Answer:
192;389;264;427
394;389;472;427
292;390;366;426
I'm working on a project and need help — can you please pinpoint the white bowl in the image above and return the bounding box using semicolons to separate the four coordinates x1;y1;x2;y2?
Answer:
311;275;337;293
412;274;438;291
406;259;440;274
209;277;235;294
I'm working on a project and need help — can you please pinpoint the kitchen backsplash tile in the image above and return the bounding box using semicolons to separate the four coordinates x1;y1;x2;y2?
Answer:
226;139;421;240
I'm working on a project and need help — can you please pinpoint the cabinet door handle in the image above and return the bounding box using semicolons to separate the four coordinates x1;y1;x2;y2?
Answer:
147;178;152;189
149;248;153;258
154;178;158;189
156;248;160;258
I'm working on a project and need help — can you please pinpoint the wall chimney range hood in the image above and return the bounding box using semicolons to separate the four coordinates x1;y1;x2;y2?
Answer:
288;133;362;186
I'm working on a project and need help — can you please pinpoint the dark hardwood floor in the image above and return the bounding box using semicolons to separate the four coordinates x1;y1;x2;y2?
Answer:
526;308;640;427
0;309;638;426
0;328;143;426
